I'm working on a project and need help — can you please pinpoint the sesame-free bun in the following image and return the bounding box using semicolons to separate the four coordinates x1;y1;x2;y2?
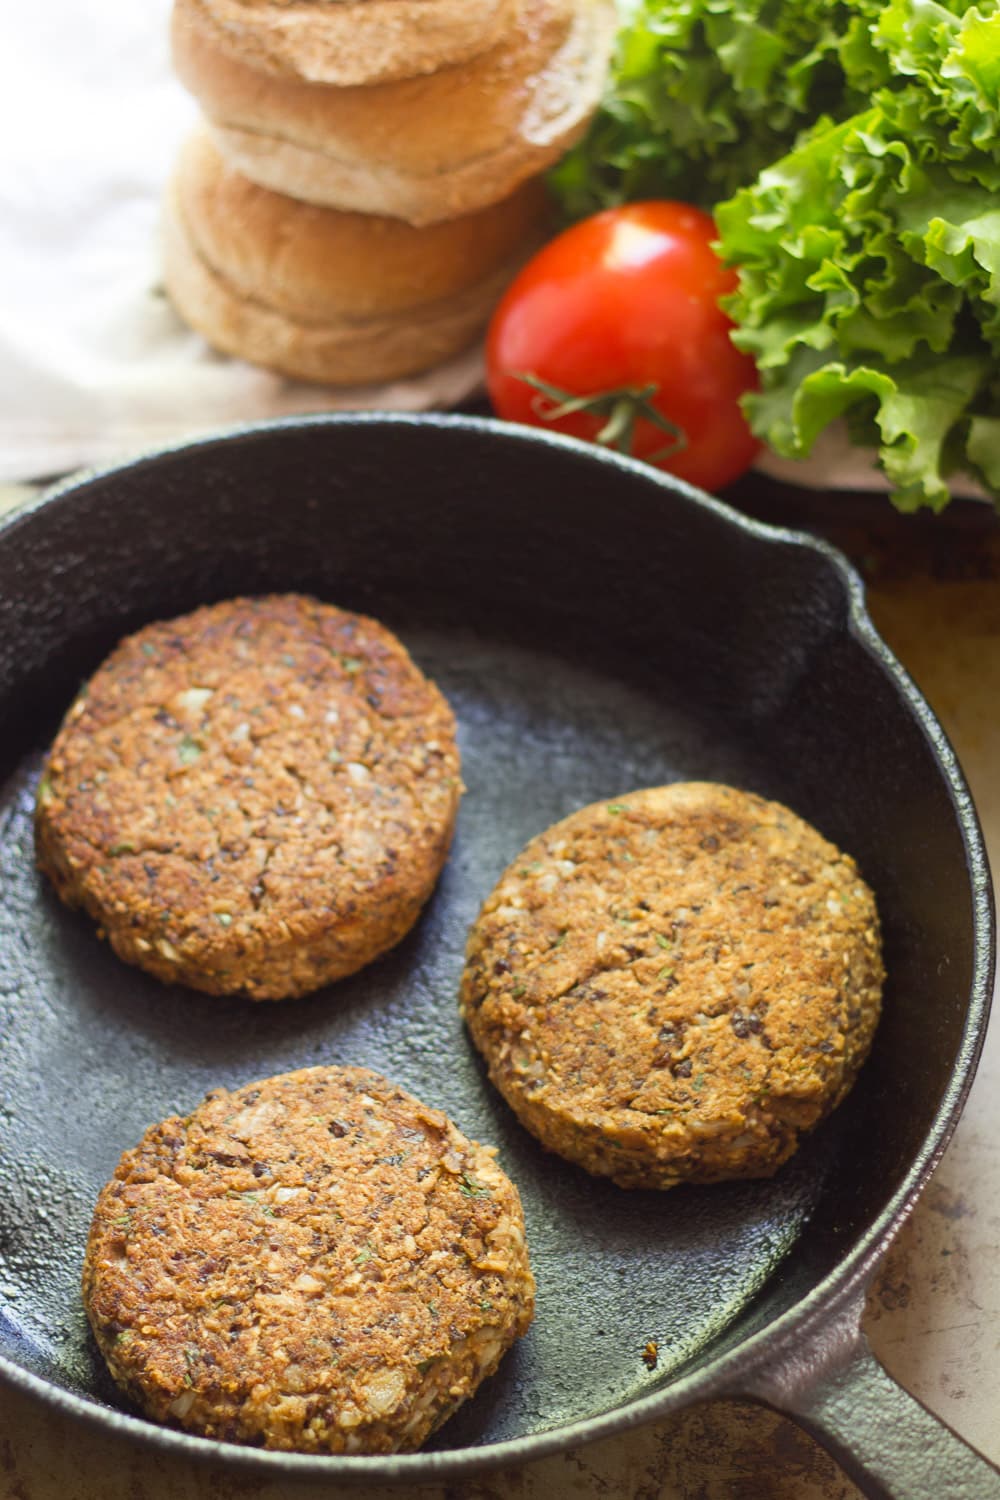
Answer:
171;0;617;225
172;0;518;87
162;129;549;386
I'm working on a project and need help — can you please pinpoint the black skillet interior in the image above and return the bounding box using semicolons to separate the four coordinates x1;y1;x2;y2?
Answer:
0;416;987;1464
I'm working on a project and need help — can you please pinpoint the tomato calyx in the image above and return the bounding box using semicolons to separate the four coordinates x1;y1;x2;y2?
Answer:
516;373;687;463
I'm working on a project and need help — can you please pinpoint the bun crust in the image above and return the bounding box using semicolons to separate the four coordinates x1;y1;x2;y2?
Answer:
163;130;549;385
172;0;617;224
175;0;518;87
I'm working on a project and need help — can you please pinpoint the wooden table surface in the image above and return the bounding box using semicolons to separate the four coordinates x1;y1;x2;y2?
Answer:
2;478;998;1500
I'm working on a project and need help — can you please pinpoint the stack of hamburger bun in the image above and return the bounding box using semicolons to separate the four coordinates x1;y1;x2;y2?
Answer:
164;0;617;386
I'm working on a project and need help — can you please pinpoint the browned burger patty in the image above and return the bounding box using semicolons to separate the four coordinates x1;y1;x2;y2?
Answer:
82;1065;534;1453
35;594;461;999
460;783;884;1189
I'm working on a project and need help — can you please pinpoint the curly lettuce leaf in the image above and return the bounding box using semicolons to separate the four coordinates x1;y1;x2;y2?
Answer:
550;0;883;217
717;0;1000;510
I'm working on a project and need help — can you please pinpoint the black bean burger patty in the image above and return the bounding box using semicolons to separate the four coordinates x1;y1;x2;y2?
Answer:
460;783;884;1189
35;594;462;999
82;1066;534;1454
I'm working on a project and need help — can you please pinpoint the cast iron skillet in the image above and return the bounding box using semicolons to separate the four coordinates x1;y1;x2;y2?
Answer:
0;415;996;1498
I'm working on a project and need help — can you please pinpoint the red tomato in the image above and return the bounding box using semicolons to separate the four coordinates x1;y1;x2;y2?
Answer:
486;201;760;492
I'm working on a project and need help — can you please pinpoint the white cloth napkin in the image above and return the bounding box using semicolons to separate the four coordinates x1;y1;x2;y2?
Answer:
0;1;484;484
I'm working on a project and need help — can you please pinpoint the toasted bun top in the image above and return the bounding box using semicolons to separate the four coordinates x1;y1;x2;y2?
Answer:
173;0;612;177
175;0;518;85
172;129;550;320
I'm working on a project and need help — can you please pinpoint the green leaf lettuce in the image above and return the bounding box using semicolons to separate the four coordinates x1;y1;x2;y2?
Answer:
550;0;883;217
717;0;1000;510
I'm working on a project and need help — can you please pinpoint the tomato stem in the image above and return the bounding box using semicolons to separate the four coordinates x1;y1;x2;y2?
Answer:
516;373;687;462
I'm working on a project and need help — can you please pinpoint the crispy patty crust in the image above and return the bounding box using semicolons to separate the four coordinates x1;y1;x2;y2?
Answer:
460;783;884;1188
82;1066;534;1453
35;594;461;999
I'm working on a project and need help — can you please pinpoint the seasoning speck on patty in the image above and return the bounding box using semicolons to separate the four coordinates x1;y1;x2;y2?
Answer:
82;1066;534;1454
35;594;462;999
460;783;884;1189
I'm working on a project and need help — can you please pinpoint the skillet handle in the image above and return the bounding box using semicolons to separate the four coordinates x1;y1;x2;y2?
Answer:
742;1302;1000;1499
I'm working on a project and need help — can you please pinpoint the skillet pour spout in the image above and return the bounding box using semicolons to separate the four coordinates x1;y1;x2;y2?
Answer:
0;414;994;1494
